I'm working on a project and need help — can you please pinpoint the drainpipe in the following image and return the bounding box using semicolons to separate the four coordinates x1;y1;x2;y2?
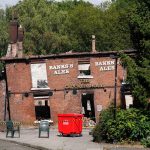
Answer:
4;64;11;121
110;54;118;120
114;57;118;120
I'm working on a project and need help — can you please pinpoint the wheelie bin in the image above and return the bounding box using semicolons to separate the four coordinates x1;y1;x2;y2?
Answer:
58;113;83;136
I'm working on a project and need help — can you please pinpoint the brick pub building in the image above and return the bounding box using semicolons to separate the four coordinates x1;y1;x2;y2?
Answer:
0;19;135;124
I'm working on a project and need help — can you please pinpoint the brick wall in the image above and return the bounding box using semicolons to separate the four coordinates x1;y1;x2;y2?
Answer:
1;56;124;124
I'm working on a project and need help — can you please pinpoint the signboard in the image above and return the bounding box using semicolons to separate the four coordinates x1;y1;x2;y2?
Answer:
97;105;102;112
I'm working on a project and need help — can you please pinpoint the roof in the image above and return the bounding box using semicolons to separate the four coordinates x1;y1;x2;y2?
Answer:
0;50;136;63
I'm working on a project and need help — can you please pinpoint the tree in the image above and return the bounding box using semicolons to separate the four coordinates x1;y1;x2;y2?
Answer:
64;3;104;52
6;0;73;54
117;0;150;108
0;9;8;57
5;0;132;54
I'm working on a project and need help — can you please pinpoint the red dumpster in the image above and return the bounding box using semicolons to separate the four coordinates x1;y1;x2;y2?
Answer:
58;113;83;136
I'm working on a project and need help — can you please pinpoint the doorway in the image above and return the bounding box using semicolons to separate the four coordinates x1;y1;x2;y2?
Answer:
81;93;95;121
35;100;51;120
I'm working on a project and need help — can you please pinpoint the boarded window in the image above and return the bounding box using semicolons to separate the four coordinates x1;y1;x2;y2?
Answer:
31;63;48;88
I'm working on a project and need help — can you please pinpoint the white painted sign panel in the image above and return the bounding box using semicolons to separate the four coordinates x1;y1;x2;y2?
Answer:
97;105;102;112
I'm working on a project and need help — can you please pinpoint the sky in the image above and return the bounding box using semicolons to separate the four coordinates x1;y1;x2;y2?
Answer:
0;0;106;9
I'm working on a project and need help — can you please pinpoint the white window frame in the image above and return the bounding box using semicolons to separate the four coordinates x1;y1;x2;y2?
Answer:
30;63;49;89
77;63;93;79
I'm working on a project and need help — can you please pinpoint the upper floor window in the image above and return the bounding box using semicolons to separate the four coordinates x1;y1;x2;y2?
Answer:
78;64;90;75
30;63;49;90
78;58;93;79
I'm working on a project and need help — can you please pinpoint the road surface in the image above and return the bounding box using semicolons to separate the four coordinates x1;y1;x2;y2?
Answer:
0;139;39;150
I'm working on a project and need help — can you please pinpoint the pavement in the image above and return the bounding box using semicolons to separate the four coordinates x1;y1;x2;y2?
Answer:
0;126;103;150
0;139;39;150
0;126;148;150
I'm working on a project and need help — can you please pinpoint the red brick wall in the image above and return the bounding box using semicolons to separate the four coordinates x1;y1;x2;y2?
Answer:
6;63;32;92
2;56;124;124
9;94;35;124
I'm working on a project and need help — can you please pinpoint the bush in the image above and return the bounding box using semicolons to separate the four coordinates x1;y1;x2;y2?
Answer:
92;108;150;143
141;137;150;148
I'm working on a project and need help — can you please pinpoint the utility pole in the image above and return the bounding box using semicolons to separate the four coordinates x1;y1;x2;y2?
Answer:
4;65;11;121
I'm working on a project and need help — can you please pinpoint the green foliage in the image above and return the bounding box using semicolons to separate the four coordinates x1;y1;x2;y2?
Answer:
118;0;150;108
3;0;132;55
92;108;150;143
0;0;148;56
13;0;73;54
0;9;9;57
120;54;149;108
141;137;150;148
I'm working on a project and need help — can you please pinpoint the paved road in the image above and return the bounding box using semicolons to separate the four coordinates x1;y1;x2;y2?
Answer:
0;128;148;150
0;139;39;150
106;148;150;150
0;128;103;150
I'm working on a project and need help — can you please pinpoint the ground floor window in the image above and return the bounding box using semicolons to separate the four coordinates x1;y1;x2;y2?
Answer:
34;100;51;120
33;91;51;120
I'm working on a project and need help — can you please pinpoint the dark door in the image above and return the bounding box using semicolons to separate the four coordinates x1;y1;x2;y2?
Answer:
81;93;95;121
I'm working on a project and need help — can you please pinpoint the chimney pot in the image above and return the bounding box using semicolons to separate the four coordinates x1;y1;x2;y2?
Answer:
92;35;96;52
18;25;24;42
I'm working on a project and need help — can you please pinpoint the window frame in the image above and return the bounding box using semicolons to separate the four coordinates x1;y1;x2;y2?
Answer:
30;63;49;90
77;59;93;79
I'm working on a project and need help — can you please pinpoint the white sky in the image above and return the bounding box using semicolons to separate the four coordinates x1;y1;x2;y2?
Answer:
0;0;106;9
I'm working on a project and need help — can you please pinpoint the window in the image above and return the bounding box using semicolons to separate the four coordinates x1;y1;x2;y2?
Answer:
78;59;93;79
30;63;49;89
125;95;133;109
78;64;90;75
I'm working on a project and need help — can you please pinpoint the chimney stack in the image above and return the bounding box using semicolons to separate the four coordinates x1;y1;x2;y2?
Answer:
9;20;18;43
18;25;24;42
6;14;24;58
17;25;24;57
92;35;96;52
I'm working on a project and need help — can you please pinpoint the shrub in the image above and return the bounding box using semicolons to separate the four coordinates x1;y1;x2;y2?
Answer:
92;108;150;143
141;137;150;148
